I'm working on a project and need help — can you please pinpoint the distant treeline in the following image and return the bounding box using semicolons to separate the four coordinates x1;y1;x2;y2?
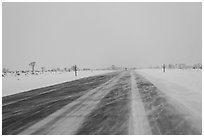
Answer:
148;63;202;69
2;65;117;77
2;64;124;74
2;63;202;77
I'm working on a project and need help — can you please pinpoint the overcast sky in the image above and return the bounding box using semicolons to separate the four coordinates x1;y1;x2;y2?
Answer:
3;2;202;70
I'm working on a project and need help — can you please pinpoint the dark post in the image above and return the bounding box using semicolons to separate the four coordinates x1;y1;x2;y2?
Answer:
74;65;77;76
163;64;166;72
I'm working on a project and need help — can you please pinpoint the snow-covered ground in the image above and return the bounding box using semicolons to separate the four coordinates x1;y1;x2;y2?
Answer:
2;70;113;97
136;69;202;120
136;69;202;92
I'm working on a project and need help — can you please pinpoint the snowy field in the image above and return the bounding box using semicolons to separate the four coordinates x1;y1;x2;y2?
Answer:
2;70;113;97
136;69;202;120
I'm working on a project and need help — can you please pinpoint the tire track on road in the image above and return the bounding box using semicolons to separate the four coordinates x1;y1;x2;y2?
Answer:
129;71;152;135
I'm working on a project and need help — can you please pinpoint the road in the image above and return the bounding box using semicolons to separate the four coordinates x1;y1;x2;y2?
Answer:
2;71;201;135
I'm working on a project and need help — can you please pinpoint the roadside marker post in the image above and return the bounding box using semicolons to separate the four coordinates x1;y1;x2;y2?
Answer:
74;65;77;76
163;64;166;72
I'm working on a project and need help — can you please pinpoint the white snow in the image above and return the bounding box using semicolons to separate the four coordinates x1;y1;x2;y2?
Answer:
136;69;202;129
2;70;113;97
136;69;202;93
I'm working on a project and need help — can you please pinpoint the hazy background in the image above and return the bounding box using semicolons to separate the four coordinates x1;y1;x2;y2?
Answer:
2;2;202;70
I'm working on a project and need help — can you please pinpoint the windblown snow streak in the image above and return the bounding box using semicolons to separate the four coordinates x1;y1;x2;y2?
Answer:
134;73;201;135
76;72;131;135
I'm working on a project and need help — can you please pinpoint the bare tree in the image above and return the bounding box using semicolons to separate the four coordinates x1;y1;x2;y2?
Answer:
29;62;36;74
2;68;9;77
2;68;9;73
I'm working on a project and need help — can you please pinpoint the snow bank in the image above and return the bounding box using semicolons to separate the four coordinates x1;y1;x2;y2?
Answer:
2;70;113;97
136;69;202;118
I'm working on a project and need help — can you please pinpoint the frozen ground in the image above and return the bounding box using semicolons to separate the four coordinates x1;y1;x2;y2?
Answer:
2;70;113;97
136;69;202;93
136;69;202;129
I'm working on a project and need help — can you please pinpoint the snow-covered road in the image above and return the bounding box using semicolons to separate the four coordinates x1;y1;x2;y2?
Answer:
3;70;202;135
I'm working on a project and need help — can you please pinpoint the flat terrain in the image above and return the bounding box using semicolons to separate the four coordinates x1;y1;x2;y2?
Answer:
2;70;113;96
2;70;202;135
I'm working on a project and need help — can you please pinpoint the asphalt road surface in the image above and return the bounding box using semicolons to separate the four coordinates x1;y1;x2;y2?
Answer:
2;70;201;135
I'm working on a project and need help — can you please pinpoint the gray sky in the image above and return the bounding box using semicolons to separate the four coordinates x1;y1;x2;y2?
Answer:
3;2;202;70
